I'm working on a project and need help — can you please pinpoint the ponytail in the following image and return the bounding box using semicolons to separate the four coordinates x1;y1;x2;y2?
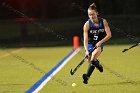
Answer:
88;3;97;11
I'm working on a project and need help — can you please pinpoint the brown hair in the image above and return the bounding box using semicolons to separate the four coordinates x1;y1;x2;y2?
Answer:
88;3;97;11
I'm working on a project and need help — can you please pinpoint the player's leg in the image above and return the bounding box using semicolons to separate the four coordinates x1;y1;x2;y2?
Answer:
83;44;95;84
86;47;102;75
87;47;102;75
91;46;103;72
83;57;95;84
87;56;91;63
84;43;93;63
82;47;103;84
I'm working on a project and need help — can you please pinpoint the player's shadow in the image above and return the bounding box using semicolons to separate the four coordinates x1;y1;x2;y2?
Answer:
89;81;140;87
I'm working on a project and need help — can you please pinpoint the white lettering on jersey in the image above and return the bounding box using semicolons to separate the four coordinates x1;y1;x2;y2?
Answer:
89;29;105;34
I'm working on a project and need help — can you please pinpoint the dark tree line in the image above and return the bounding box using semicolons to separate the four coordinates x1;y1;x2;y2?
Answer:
0;0;139;19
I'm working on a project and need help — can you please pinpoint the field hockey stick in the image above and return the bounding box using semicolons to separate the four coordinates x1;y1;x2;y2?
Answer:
70;47;96;75
122;43;140;53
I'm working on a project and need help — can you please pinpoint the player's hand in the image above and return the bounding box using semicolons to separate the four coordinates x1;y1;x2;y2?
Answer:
85;51;90;58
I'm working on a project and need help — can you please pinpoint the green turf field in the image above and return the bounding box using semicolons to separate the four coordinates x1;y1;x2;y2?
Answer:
0;45;140;93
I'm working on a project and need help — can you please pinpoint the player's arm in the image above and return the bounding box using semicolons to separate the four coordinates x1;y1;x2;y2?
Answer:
96;19;112;47
83;21;89;55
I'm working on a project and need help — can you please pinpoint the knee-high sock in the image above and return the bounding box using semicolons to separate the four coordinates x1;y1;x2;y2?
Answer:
86;61;95;77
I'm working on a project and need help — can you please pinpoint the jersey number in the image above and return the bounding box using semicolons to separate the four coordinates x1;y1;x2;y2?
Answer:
93;36;98;40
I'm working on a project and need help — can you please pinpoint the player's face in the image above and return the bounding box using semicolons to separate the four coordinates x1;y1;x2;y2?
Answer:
88;9;98;20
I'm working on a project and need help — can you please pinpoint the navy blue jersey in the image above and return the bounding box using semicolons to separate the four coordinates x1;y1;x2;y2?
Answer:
88;17;106;45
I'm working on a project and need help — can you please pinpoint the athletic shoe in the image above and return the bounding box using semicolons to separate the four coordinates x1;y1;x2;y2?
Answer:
82;74;88;84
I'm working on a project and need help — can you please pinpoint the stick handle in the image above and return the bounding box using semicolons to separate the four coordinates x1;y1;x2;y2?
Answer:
129;43;140;49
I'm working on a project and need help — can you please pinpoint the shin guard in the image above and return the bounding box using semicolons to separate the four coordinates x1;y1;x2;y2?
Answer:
86;61;95;77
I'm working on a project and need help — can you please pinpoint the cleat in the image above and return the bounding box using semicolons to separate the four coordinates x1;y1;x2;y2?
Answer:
82;74;88;84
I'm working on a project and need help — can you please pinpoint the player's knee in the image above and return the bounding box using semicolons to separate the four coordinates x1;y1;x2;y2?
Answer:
96;47;102;52
90;59;96;63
